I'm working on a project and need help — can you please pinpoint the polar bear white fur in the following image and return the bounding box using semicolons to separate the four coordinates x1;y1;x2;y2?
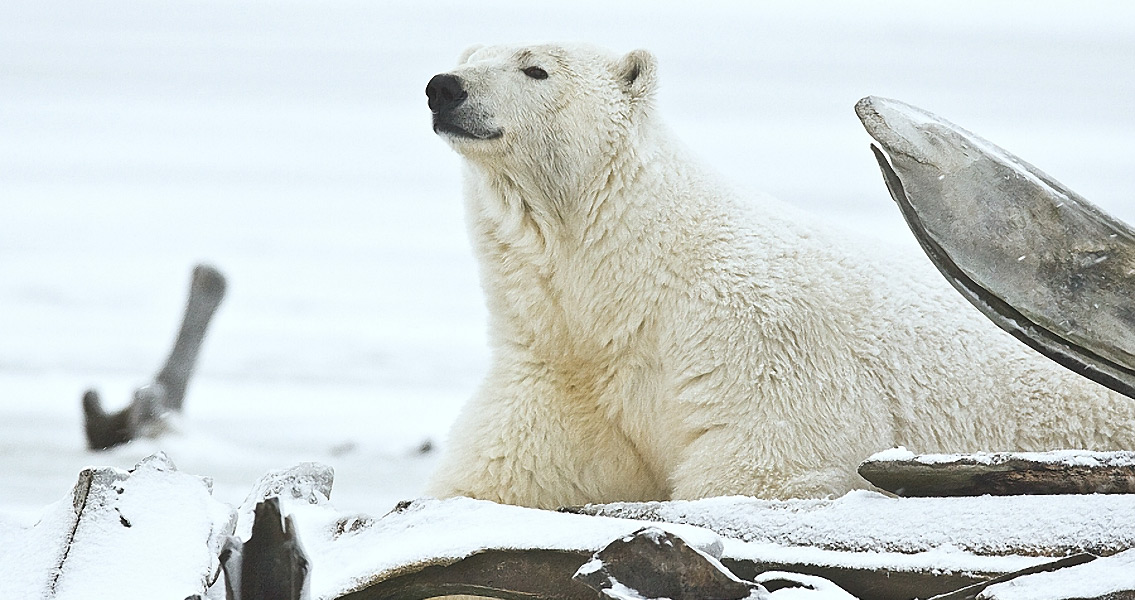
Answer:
424;43;1135;508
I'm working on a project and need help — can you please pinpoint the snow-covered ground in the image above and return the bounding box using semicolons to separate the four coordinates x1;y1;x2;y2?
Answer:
2;0;1134;526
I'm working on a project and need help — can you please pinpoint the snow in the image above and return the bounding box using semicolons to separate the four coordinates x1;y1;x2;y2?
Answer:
864;447;917;462
1;457;730;599
585;490;1135;561
0;498;78;597
601;581;655;600
573;525;768;600
864;447;1135;467
576;555;605;576
755;572;858;600
0;453;235;599
722;539;1044;577
51;455;234;599
980;549;1135;600
281;496;724;599
2;1;1135;598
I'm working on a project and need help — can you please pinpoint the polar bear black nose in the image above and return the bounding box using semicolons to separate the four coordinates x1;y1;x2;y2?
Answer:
426;74;467;114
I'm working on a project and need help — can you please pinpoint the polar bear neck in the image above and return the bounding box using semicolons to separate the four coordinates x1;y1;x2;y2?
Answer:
464;116;673;243
461;119;741;364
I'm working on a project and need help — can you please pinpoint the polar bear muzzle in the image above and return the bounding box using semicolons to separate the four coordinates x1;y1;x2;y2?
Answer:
426;73;502;141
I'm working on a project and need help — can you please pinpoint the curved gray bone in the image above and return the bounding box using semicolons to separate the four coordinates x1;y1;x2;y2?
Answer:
155;263;226;411
83;264;227;450
856;96;1135;398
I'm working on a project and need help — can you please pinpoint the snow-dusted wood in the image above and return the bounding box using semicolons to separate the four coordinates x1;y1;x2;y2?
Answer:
858;449;1135;497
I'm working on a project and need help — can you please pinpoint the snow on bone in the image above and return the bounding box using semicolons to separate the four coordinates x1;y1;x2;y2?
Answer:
0;452;235;599
574;491;1135;559
978;549;1135;600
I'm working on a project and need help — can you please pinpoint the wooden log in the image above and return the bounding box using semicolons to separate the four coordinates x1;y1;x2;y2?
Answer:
858;449;1135;497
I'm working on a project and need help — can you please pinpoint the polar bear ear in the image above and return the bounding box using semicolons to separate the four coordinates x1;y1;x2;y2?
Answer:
616;49;658;100
458;45;484;64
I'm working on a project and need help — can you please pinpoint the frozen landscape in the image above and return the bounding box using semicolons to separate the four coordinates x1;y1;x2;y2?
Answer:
3;0;1135;581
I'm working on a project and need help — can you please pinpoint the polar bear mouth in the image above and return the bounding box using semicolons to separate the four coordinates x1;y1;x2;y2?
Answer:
433;117;502;141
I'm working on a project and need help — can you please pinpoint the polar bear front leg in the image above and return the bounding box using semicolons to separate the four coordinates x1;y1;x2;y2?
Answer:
668;419;874;501
426;363;668;509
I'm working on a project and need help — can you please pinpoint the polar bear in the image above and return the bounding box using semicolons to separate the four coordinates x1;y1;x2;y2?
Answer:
424;43;1135;508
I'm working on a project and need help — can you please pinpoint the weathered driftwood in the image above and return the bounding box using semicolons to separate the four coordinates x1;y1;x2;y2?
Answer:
83;263;227;450
221;497;311;600
858;450;1135;497
856;96;1135;399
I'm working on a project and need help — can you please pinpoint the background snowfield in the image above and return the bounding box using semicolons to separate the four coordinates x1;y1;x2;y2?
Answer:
2;1;1134;526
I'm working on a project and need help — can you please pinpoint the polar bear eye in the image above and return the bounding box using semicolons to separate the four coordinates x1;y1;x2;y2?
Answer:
522;66;549;80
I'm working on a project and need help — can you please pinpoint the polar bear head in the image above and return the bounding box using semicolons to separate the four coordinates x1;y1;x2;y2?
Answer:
426;43;658;198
